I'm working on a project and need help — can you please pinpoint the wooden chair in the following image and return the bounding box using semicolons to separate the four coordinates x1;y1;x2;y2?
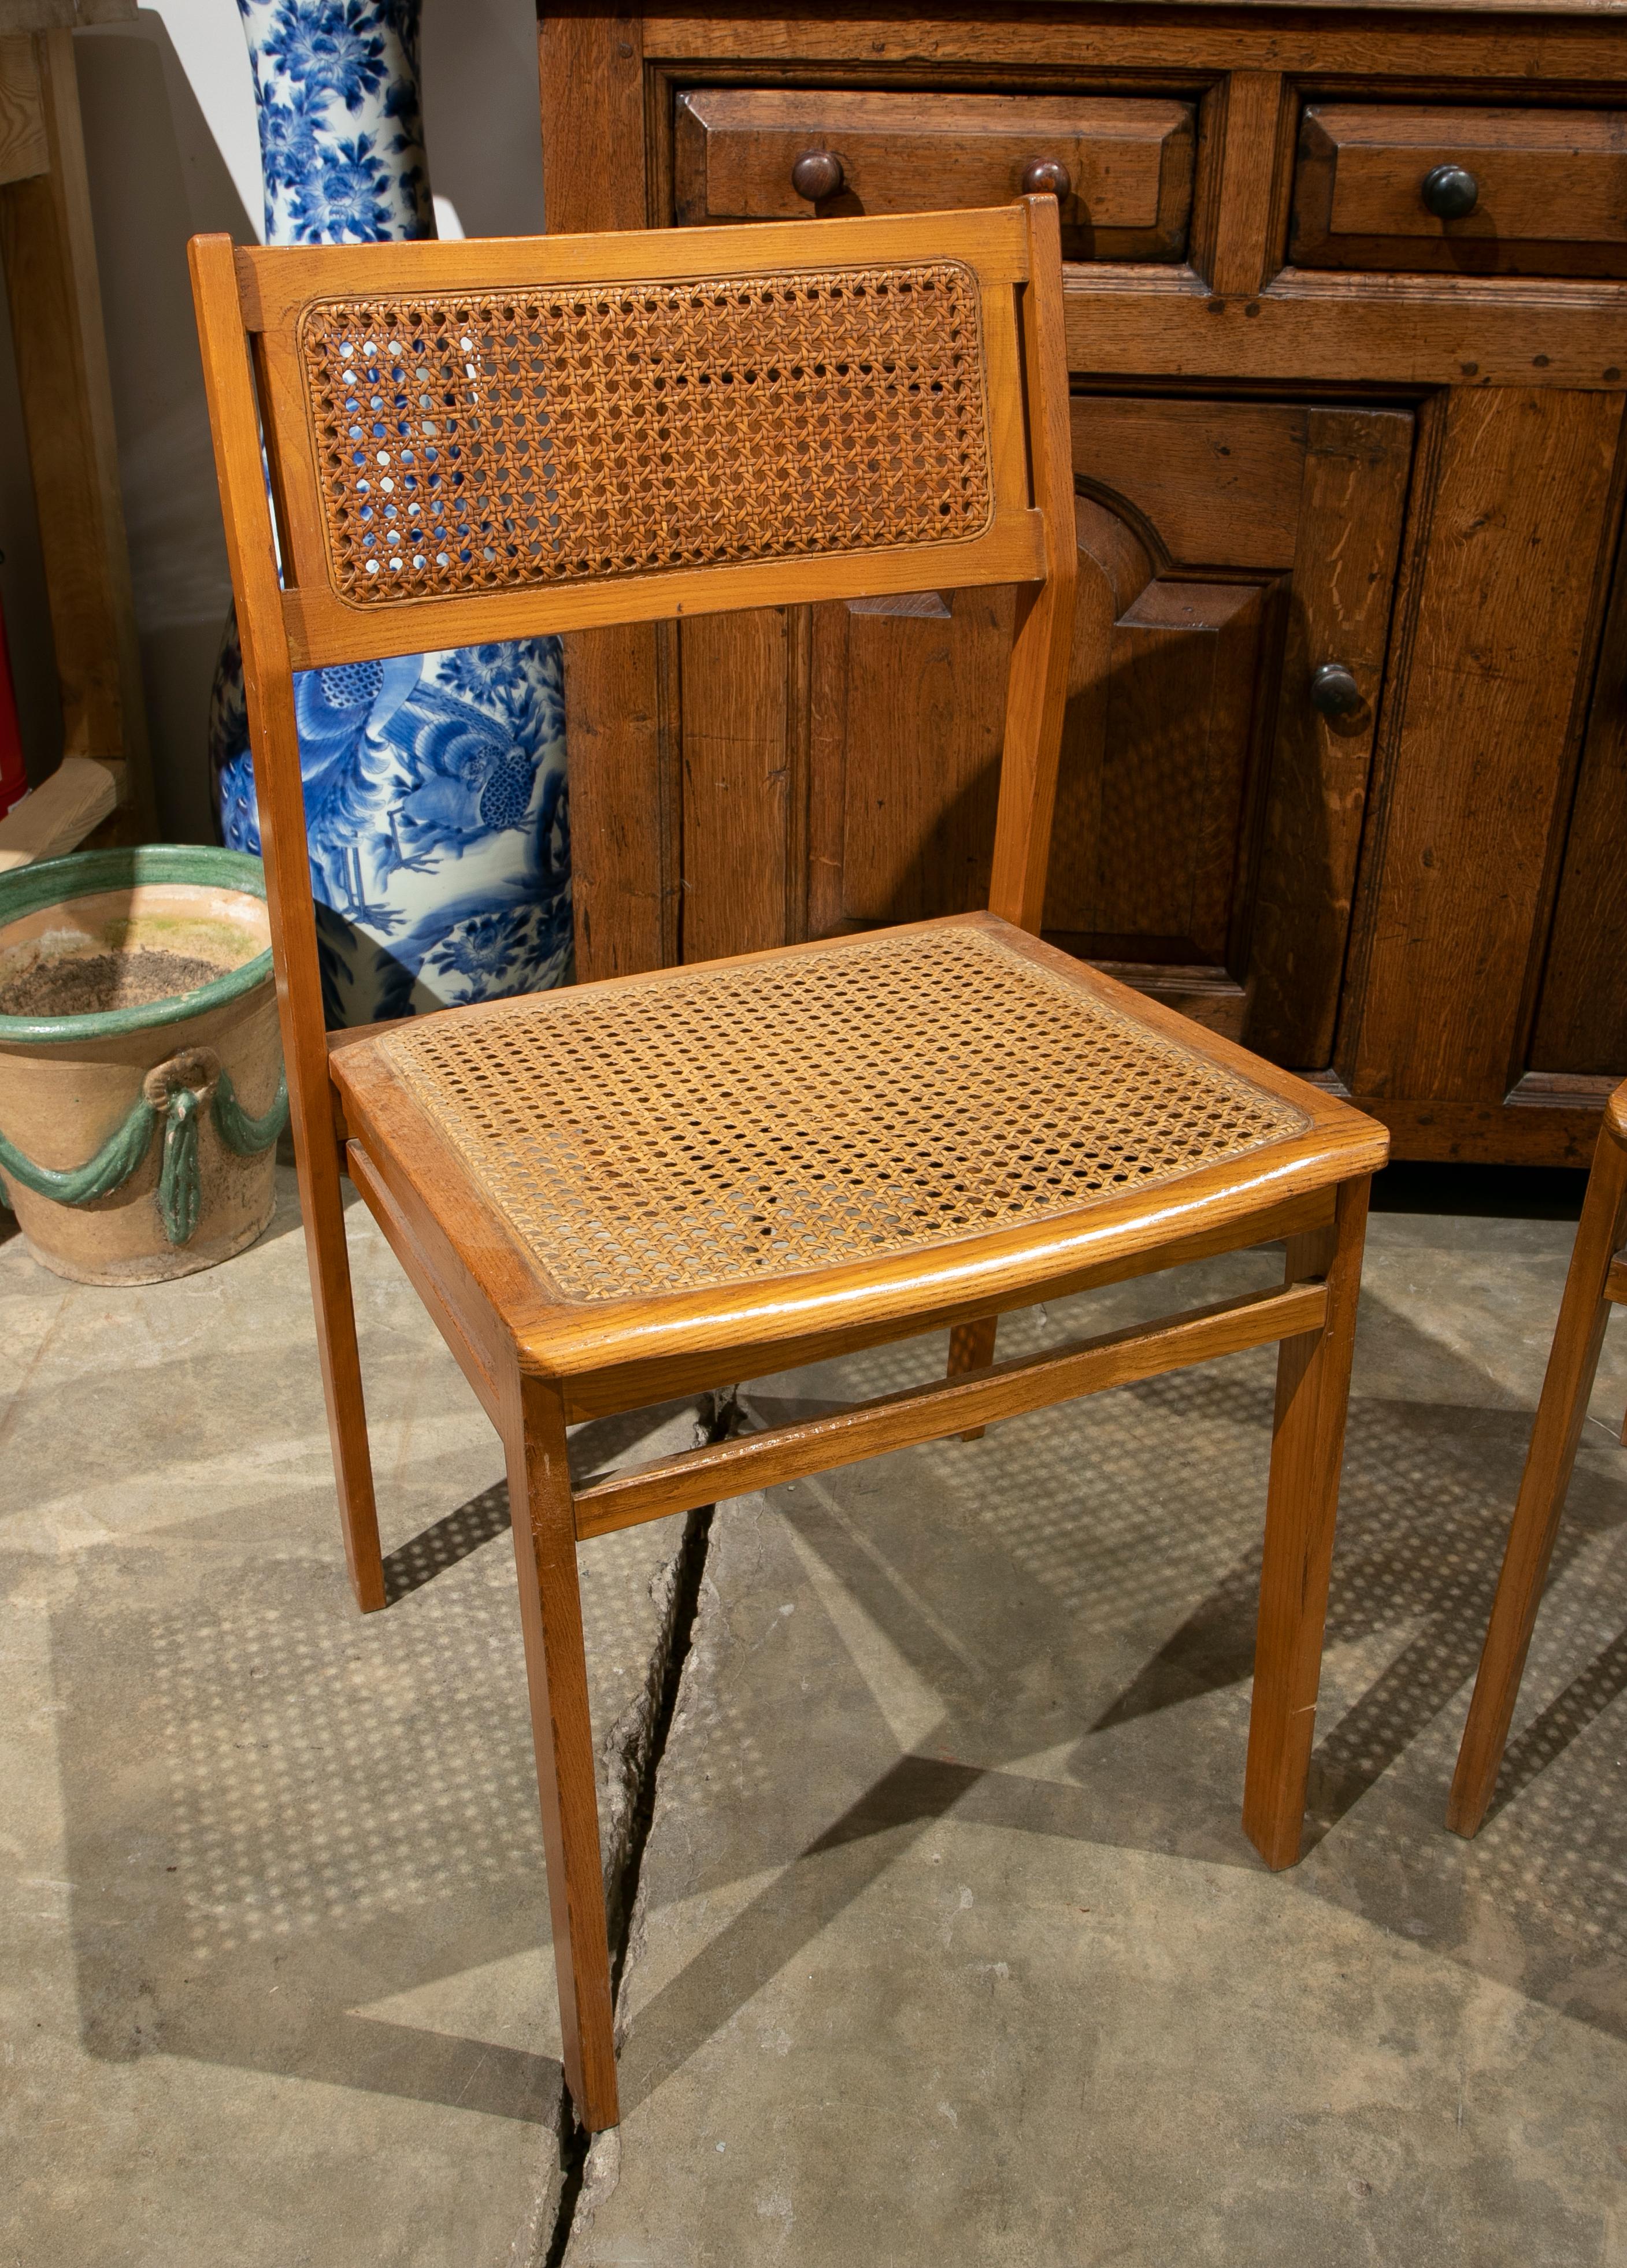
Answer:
1448;1081;1627;1838
190;198;1388;2132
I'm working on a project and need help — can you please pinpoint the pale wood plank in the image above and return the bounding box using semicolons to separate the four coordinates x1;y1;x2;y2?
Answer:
0;35;46;185
0;752;115;869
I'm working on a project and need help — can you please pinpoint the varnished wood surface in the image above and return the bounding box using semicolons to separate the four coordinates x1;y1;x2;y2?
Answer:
190;232;385;1613
1447;1107;1627;1836
331;912;1385;1408
1292;102;1627;278
1061;271;1627;391
574;1280;1328;1536
1529;524;1627;1078
501;1363;621;2130
197;192;1385;2124
640;12;1627;72
674;87;1196;261
1242;1174;1371;1868
1339;386;1625;1108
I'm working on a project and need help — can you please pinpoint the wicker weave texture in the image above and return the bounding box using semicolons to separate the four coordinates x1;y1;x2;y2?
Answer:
379;927;1308;1303
298;262;994;604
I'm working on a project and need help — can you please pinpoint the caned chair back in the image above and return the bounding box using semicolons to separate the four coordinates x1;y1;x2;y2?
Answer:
188;202;1075;1059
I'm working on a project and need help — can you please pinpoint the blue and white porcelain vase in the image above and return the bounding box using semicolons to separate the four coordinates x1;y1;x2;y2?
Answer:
209;0;570;1025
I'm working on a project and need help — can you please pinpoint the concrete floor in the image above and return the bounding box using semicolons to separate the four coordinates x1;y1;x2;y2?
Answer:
5;1166;1627;2263
1;1167;701;2268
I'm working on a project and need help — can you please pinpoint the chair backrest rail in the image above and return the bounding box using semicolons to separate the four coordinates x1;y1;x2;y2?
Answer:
188;196;1076;1056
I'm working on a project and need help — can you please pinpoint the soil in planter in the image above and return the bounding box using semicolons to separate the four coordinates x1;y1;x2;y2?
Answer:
0;946;229;1018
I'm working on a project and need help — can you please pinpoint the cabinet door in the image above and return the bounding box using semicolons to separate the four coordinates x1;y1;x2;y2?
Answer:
1525;519;1627;1079
794;395;1413;1064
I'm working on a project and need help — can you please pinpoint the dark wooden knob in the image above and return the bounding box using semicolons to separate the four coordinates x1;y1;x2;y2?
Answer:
791;150;844;202
1309;662;1364;720
1421;162;1479;220
1021;158;1072;200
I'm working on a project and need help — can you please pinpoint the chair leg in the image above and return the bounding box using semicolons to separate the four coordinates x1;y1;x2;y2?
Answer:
947;1315;999;1441
294;1116;384;1613
1242;1175;1370;1871
502;1363;620;2133
1447;1122;1627;1839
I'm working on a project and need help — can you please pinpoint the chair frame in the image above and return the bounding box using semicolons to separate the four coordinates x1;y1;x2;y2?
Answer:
191;199;1387;2133
1448;1083;1627;1837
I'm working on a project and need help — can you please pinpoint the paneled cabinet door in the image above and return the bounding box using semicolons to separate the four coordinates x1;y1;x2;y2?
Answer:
787;395;1413;1066
1526;517;1627;1082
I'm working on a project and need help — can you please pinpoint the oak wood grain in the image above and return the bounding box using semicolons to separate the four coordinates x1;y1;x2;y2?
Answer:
640;13;1627;78
0;34;45;184
1294;103;1627;279
1062;269;1627;391
1246;406;1413;1066
1339;386;1625;1105
1528;519;1627;1077
674;87;1195;262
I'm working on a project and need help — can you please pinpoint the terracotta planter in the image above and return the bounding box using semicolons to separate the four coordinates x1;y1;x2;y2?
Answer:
0;847;286;1285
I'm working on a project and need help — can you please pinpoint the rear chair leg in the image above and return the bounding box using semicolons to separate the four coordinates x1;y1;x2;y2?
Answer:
1447;1120;1627;1838
502;1363;620;2133
294;1109;384;1613
947;1315;999;1441
1243;1176;1370;1870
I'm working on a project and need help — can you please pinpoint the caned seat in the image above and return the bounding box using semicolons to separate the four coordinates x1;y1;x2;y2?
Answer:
332;915;1352;1405
192;199;1387;2136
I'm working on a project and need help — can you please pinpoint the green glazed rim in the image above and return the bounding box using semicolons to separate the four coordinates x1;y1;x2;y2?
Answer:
0;845;275;1046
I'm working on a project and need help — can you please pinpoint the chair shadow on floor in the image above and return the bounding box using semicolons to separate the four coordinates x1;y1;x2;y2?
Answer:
51;1274;1627;2130
613;1281;1627;2109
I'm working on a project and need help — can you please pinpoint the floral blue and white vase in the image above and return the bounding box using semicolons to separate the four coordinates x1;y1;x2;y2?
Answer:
209;0;570;1025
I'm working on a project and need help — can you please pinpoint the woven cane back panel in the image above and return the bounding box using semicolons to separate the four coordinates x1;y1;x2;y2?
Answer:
379;927;1309;1304
297;262;994;604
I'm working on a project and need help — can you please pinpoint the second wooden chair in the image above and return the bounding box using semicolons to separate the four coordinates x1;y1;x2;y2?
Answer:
1448;1081;1627;1837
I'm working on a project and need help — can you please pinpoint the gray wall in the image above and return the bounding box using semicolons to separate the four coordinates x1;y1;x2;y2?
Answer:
0;1;546;842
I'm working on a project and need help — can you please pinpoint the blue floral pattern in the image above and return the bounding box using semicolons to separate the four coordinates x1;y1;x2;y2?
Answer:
211;1;570;1026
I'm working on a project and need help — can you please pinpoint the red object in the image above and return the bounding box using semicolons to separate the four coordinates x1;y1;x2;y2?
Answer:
0;585;26;821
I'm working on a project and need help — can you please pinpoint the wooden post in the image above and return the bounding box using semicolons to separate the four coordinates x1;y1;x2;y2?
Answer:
0;18;152;841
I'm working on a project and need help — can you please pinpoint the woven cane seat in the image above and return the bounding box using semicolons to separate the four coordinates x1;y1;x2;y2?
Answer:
374;922;1307;1306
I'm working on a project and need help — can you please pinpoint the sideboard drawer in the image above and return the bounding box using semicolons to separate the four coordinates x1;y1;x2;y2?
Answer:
674;90;1195;262
1291;103;1627;277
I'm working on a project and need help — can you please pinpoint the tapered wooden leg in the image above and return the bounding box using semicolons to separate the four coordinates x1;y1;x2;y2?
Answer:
947;1315;999;1440
501;1363;620;2132
1243;1176;1370;1870
1447;1120;1627;1839
294;1119;384;1613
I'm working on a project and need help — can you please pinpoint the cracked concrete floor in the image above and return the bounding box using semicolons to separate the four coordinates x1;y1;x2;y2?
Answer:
1;1165;700;2268
5;1164;1627;2263
571;1190;1627;2266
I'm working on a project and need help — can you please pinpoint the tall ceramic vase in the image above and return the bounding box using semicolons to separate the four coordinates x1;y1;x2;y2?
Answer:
209;0;570;1026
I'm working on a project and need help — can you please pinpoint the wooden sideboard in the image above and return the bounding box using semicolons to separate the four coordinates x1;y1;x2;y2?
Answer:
537;1;1627;1166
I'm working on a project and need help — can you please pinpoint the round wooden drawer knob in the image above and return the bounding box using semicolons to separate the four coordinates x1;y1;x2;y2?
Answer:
1421;163;1479;220
1021;158;1073;200
1309;662;1365;720
791;150;844;202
